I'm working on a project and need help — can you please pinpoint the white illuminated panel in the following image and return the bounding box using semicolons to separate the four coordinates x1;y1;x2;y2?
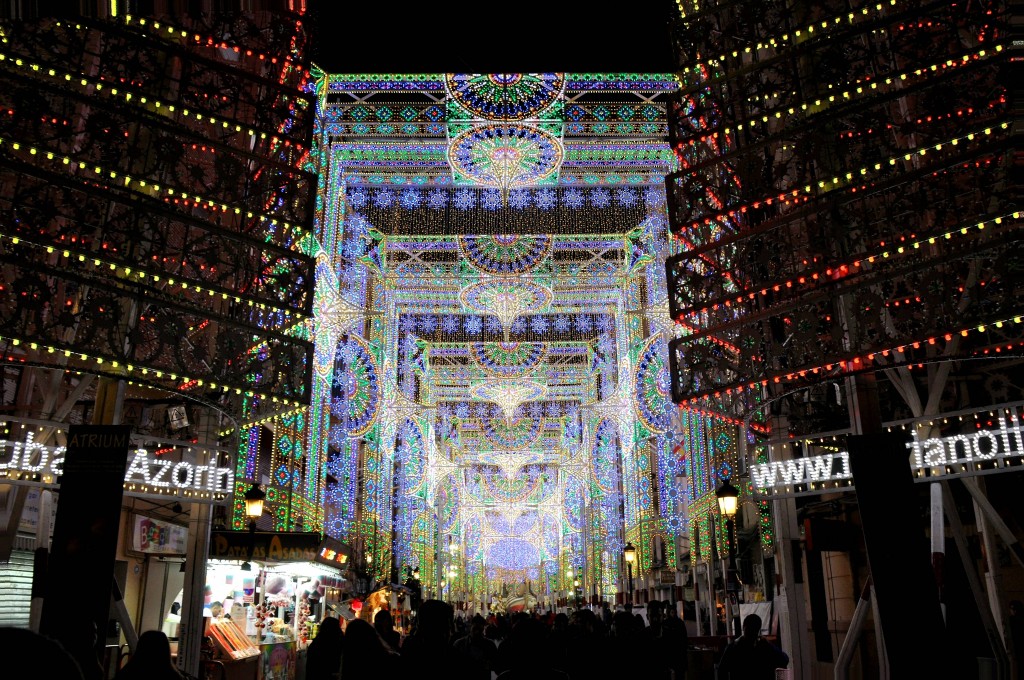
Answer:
750;405;1024;498
0;428;233;504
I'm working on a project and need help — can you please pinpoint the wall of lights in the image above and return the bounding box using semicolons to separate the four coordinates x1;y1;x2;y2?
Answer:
312;68;684;603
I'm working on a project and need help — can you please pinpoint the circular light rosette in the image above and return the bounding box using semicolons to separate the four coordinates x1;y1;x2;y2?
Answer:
458;234;553;275
633;334;671;433
470;341;547;377
459;278;552;333
446;73;564;121
330;334;381;436
448;123;563;191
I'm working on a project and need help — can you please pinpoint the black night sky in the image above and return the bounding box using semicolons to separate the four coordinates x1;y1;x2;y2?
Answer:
306;0;678;75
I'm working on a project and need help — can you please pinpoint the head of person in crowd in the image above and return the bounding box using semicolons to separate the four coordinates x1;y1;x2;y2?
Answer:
469;613;487;638
611;610;636;638
412;599;455;644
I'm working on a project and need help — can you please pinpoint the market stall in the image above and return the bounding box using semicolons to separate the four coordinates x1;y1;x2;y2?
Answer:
167;531;349;680
356;584;414;637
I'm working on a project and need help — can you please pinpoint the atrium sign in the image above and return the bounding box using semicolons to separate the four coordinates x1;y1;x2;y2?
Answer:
751;411;1024;496
0;431;233;504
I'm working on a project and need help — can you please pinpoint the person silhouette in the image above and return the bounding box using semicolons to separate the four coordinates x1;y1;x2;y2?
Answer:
717;613;789;680
305;616;344;680
373;608;401;652
2;626;85;679
115;630;184;680
400;599;473;679
339;618;397;678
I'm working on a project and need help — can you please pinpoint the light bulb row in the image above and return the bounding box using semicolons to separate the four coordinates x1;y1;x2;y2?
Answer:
680;210;1021;318
0;334;304;408
673;121;1010;236
0;130;308;247
700;45;1002;140
121;15;304;70
0;231;296;317
0;50;297;150
677;0;897;63
682;313;1024;404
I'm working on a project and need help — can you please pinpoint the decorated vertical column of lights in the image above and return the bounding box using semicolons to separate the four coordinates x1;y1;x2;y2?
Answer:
588;417;625;599
0;11;315;525
301;88;357;535
621;207;685;580
223;11;318;531
392;416;433;578
368;293;395;583
311;106;364;545
666;0;1019;560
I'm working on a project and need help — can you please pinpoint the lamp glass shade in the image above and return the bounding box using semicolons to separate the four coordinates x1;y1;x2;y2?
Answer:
623;542;636;564
243;483;266;519
715;479;739;519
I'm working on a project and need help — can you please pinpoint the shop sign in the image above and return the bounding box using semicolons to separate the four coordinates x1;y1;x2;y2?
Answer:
0;430;233;503
130;514;188;555
751;410;1024;495
210;530;321;563
315;536;350;571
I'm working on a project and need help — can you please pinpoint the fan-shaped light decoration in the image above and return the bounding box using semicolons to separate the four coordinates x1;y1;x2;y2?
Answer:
633;334;671;433
448;123;563;195
481;413;543;449
460;279;552;339
471;379;547;424
470;341;547;377
446;73;565;120
458;234;553;275
330;334;381;437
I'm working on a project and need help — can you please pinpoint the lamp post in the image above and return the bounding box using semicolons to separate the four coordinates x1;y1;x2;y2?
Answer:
241;483;265;571
715;478;740;636
623;542;636;606
573;577;582;610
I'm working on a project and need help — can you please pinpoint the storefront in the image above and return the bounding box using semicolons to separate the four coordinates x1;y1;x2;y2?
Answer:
188;530;349;680
128;513;190;640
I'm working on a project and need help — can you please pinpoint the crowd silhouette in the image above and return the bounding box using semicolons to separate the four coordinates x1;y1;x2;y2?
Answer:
336;599;696;680
4;598;793;680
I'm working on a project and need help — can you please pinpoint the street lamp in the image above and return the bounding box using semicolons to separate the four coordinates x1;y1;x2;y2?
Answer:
715;478;739;519
715;478;741;636
573;577;582;610
241;483;265;571
623;542;636;605
244;483;266;521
